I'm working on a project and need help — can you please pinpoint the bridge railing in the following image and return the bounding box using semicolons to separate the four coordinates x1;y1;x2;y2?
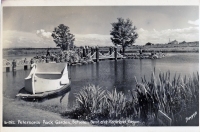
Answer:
3;58;47;72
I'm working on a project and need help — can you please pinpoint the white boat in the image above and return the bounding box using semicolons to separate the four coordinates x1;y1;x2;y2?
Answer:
24;63;70;94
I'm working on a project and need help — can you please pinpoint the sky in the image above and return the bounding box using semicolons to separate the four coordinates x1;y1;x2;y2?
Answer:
3;6;199;48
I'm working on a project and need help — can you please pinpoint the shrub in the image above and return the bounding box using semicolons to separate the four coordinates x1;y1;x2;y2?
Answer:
75;84;106;114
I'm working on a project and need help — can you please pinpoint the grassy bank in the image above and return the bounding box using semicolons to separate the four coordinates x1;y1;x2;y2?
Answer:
62;71;199;126
3;97;91;127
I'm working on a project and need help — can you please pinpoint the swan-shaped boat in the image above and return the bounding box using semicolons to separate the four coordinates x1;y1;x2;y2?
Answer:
24;63;70;94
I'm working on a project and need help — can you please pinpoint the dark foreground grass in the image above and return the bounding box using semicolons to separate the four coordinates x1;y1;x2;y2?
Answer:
62;71;199;126
138;71;199;126
15;99;64;114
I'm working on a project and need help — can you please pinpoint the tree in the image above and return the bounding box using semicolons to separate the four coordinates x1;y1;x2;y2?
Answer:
52;24;75;51
110;18;138;55
146;42;154;46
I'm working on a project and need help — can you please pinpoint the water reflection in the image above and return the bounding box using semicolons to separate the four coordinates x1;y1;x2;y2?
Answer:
91;63;94;79
114;61;118;79
96;62;99;80
151;59;156;72
114;61;118;90
12;71;16;77
139;59;143;74
122;59;126;83
121;59;127;93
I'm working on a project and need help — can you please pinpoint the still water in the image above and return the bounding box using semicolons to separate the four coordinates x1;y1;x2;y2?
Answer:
3;53;199;106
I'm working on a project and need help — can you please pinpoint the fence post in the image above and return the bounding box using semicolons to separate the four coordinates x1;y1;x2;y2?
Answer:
109;47;112;55
77;48;80;56
114;46;117;61
83;47;86;57
96;46;99;62
91;47;94;55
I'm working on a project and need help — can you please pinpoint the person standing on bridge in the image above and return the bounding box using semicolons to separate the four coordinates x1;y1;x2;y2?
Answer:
139;48;143;55
24;58;27;63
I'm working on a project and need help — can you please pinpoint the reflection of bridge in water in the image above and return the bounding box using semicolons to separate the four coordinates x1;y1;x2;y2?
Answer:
87;51;125;61
3;58;43;72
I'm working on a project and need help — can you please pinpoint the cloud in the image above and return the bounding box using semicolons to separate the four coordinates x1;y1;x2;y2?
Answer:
3;30;55;48
3;30;114;48
74;34;113;47
36;29;52;39
136;27;199;45
35;30;114;47
188;19;199;25
3;26;199;48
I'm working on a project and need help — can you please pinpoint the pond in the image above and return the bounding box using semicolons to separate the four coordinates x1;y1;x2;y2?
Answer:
3;53;199;107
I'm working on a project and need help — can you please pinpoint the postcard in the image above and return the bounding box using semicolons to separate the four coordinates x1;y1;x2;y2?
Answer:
1;0;199;132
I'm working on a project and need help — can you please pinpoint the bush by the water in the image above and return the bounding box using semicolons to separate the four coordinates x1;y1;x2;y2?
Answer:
62;71;199;126
32;50;94;65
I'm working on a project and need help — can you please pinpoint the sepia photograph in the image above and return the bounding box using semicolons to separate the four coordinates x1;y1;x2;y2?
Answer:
1;2;199;130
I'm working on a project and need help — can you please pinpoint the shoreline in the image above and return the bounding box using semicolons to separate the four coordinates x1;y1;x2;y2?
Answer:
3;50;199;58
3;51;199;60
2;52;198;73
